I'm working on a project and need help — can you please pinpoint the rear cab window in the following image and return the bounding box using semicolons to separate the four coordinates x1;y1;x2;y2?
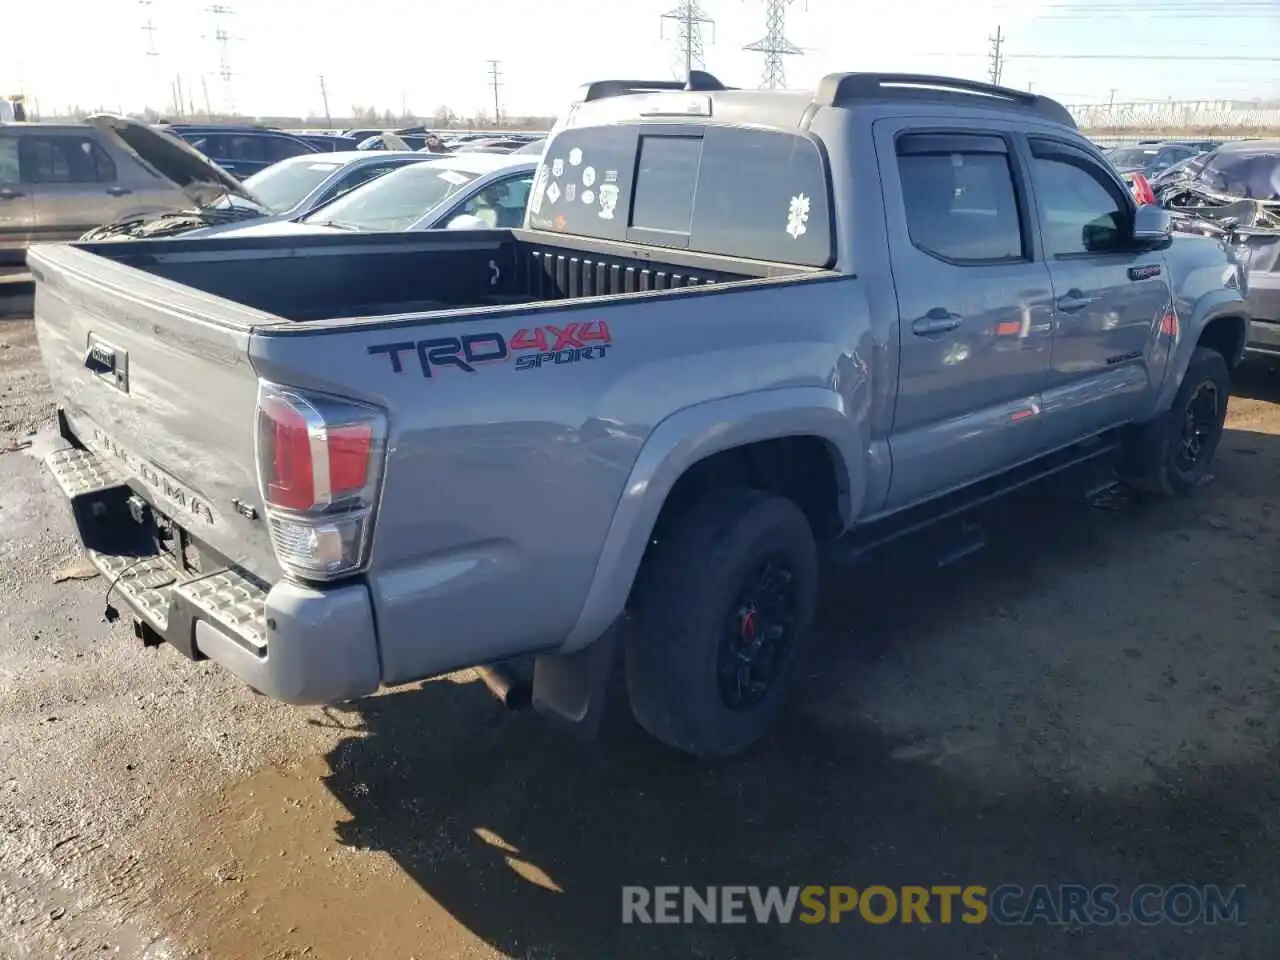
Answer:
527;123;833;267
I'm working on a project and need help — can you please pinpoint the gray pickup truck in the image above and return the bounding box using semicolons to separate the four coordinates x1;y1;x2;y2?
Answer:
31;73;1250;758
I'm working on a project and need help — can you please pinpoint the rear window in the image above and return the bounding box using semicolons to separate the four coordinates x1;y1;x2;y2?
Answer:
527;124;832;267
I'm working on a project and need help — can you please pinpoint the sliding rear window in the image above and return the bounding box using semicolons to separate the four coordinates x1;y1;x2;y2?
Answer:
527;123;833;267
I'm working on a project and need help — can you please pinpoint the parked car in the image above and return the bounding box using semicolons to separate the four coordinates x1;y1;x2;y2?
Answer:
157;123;318;178
512;138;547;155
231;150;434;221
31;72;1248;760
1;114;261;263
294;133;361;153
1159;139;1280;359
200;152;535;238
1107;141;1208;179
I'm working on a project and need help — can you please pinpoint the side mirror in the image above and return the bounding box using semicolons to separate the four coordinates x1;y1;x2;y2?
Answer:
445;213;488;231
1132;204;1171;246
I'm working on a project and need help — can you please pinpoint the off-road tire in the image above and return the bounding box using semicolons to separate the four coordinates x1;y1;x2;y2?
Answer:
625;488;818;759
1122;346;1231;496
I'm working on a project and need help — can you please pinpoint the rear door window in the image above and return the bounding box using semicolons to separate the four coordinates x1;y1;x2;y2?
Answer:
17;136;116;183
528;123;832;266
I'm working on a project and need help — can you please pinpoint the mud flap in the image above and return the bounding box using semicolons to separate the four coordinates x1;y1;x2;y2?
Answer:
531;619;631;743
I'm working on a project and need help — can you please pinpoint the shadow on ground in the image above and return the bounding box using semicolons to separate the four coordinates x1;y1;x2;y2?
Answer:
314;427;1280;959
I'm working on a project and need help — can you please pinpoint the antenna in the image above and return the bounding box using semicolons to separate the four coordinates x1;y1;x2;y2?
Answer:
487;60;503;127
205;4;239;116
661;1;715;84
988;25;1005;86
744;0;804;90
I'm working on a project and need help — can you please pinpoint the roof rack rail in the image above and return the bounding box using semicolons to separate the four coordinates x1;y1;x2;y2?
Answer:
582;70;727;103
814;73;1077;128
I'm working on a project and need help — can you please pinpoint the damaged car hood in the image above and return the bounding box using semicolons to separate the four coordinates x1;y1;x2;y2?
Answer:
85;114;263;209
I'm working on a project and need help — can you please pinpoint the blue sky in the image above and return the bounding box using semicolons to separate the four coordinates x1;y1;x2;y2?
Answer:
1;0;1276;118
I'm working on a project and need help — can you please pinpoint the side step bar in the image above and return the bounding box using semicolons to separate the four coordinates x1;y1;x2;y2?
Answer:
831;432;1124;566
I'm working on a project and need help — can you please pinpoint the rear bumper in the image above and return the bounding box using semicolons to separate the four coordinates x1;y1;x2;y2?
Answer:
46;444;382;704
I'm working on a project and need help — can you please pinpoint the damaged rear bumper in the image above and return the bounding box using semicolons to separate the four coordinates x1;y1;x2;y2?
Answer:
45;443;382;705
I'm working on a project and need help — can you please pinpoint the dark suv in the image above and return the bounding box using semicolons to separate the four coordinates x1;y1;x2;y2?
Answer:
157;123;317;178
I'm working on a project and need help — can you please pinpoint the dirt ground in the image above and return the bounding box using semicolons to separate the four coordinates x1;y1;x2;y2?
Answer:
2;300;1279;960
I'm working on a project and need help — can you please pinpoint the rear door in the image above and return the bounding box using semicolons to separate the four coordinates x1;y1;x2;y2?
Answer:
875;122;1056;510
0;133;34;262
1024;136;1170;442
20;132;130;240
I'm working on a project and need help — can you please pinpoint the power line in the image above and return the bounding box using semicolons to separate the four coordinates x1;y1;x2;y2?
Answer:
487;59;502;127
744;0;804;90
661;2;715;83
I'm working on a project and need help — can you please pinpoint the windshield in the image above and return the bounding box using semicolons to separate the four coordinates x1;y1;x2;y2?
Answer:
244;158;344;213
1193;150;1280;200
1108;147;1159;168
302;163;478;230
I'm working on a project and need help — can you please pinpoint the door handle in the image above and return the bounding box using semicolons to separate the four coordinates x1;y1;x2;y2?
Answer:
0;188;23;200
912;307;963;335
106;186;133;197
1056;289;1096;312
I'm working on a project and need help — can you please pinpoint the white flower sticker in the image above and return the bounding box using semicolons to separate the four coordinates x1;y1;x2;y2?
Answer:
786;193;811;239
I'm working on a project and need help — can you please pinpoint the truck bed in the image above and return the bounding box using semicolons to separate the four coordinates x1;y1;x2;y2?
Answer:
74;228;807;323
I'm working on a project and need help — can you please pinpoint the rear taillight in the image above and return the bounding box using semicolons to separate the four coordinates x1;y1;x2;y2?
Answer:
1130;173;1157;206
255;382;386;581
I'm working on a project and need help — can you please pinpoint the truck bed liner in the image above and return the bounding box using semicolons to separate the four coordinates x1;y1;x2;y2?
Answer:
79;229;805;324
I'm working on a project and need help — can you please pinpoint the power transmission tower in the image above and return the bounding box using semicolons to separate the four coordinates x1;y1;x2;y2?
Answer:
487;60;503;127
139;0;159;57
139;0;161;112
661;2;715;83
206;5;238;116
988;25;1005;85
744;0;803;90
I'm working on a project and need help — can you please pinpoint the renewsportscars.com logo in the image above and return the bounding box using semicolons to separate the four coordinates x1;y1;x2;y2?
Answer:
621;884;1247;926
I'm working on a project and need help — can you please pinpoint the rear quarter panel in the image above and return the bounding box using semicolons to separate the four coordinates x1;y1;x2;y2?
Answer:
1151;232;1251;416
250;274;873;682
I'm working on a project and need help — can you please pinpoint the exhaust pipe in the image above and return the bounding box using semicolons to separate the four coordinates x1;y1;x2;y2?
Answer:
475;662;532;710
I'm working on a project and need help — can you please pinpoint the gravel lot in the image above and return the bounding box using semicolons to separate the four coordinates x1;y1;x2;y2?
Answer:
2;295;1279;960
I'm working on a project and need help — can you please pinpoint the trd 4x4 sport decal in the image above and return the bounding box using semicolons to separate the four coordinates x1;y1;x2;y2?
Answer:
368;321;613;378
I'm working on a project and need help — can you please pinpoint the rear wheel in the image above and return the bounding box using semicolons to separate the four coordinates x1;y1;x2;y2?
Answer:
1123;346;1230;496
625;489;818;759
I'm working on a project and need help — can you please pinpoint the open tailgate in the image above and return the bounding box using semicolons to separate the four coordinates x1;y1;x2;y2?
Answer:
28;243;280;582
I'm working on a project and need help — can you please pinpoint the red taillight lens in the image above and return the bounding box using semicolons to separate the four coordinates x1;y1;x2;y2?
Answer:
1130;173;1156;206
260;394;315;510
326;422;373;497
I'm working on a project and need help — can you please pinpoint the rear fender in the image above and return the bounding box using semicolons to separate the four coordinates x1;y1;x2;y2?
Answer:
1155;291;1249;416
559;386;863;652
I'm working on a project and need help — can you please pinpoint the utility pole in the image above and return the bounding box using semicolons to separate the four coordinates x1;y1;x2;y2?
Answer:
988;25;1005;86
319;75;332;129
1108;88;1117;109
661;2;715;83
201;75;213;118
744;0;803;90
175;75;186;117
487;59;502;127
